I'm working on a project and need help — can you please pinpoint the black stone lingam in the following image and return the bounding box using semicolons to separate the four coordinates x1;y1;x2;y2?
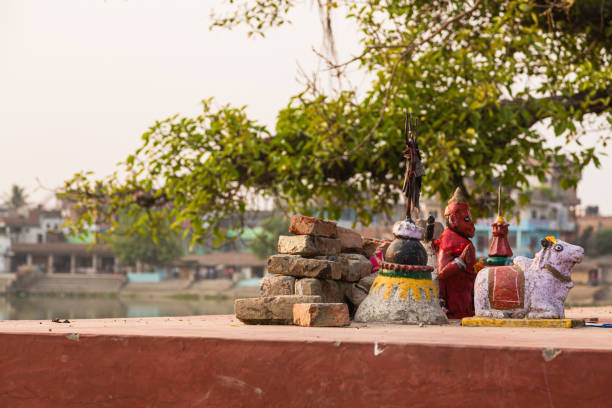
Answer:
385;237;427;266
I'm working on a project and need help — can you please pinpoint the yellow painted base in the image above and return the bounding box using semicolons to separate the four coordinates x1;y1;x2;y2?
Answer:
461;317;585;328
370;275;437;302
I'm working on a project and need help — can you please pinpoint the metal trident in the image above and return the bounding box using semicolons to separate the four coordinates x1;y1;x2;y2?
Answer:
403;112;419;221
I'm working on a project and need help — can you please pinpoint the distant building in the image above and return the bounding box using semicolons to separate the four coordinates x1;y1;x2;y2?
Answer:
177;252;265;279
576;215;612;236
0;216;29;244
584;206;599;216
0;204;9;217
0;235;10;272
0;204;117;274
9;242;115;274
0;205;66;245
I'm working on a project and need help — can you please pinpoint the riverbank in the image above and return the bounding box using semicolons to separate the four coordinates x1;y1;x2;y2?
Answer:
0;276;260;320
4;271;611;305
0;293;238;320
3;273;260;299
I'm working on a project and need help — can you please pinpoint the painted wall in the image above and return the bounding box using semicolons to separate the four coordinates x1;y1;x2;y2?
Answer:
127;271;168;283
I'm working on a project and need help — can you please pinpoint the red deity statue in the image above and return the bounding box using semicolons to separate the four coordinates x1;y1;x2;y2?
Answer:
433;188;477;319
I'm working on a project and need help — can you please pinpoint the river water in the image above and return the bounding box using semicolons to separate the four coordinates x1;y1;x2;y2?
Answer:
0;295;235;320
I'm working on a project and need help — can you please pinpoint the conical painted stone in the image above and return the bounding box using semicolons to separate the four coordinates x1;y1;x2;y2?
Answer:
355;221;448;325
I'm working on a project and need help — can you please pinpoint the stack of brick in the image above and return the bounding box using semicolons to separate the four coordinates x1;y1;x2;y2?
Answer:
235;215;390;327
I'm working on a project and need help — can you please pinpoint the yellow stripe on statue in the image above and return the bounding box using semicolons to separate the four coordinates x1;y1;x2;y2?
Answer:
371;275;438;301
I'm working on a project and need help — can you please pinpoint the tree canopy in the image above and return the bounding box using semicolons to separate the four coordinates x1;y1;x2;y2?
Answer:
61;0;612;245
249;215;290;260
6;184;28;211
594;229;612;255
108;212;184;266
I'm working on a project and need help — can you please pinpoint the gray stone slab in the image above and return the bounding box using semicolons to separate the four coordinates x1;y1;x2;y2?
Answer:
277;235;341;256
337;226;363;251
235;295;322;325
341;253;372;279
295;278;350;304
259;275;296;296
267;254;343;280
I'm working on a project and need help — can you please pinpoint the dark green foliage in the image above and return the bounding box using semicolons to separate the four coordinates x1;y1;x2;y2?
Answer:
249;216;290;260
594;229;612;255
60;1;612;245
7;184;27;210
577;225;595;255
108;212;184;265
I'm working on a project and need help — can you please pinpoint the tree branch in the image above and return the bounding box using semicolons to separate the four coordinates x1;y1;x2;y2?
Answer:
318;0;483;162
500;86;612;128
322;0;483;71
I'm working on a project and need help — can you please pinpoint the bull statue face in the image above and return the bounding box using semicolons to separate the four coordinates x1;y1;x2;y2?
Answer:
537;237;584;278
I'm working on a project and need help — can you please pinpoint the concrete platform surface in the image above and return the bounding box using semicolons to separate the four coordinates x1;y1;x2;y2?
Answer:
0;314;611;350
0;314;611;407
566;305;612;321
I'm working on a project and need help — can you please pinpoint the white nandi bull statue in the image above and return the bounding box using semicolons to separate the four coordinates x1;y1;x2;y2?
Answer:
474;236;584;319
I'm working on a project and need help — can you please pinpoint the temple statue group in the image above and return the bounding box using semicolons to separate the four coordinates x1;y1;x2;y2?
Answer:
354;113;583;324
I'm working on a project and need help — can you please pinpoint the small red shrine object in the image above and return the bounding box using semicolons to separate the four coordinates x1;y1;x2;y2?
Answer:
488;187;513;260
489;217;513;257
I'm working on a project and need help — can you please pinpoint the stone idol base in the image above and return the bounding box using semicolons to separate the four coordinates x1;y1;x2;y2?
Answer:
462;317;586;328
354;274;447;325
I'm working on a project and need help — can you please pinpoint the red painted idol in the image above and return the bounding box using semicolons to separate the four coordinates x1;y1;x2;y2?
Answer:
433;188;477;319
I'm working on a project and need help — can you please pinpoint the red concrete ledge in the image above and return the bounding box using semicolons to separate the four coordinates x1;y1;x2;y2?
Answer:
0;315;611;407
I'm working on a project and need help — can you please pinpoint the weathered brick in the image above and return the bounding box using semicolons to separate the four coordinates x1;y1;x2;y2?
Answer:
294;278;323;297
235;295;322;325
293;303;350;327
361;238;391;258
344;266;361;282
340;253;372;279
267;255;342;280
344;273;378;309
277;235;341;256
358;273;377;292
277;235;317;256
328;280;350;303
295;278;346;303
314;256;350;281
346;283;368;309
259;275;295;296
289;215;337;238
337;226;363;252
315;236;342;256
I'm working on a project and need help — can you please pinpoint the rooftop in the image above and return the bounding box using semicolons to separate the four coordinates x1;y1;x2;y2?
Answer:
11;242;112;255
0;216;26;227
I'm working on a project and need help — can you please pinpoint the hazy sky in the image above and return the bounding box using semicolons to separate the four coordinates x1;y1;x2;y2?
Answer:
1;0;610;213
